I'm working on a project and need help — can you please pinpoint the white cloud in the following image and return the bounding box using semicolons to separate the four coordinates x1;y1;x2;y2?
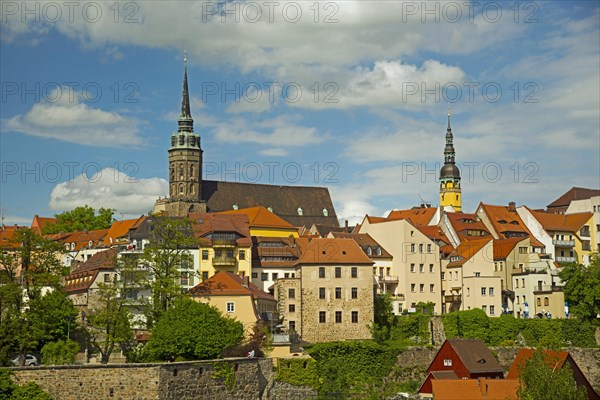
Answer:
260;148;289;157
49;168;168;214
3;87;143;147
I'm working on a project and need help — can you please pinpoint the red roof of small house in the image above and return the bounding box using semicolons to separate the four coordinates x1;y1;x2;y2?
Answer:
190;212;252;247
447;238;492;267
31;215;57;235
220;206;297;230
506;348;569;379
386;207;437;226
104;216;145;246
547;187;600;209
190;271;275;303
493;238;526;260
64;248;117;293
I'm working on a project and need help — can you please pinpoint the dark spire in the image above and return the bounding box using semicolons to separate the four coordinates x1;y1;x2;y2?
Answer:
440;105;460;179
178;50;193;133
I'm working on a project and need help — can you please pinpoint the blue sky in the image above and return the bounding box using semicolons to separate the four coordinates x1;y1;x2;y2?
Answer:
1;1;599;225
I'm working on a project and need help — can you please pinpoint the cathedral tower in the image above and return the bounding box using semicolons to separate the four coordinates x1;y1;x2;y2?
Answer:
439;107;462;211
154;52;206;216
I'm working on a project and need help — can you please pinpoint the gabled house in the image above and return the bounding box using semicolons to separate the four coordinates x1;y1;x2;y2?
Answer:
220;206;300;238
59;229;109;269
104;216;146;247
189;271;277;334
439;212;491;248
419;339;504;396
386;206;440;226
547;187;600;215
507;349;599;400
30;215;57;235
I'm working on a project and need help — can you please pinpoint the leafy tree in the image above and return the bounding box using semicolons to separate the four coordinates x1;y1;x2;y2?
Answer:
559;254;600;322
222;320;272;358
371;294;395;343
0;370;52;400
135;217;197;327
85;275;134;364
144;298;244;361
0;228;66;365
516;349;587;400
41;340;79;365
42;205;114;234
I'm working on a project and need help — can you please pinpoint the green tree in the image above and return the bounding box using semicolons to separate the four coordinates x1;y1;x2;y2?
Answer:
371;293;395;343
0;370;52;400
136;217;197;327
41;340;79;365
42;205;114;234
0;228;66;365
145;298;244;361
85;277;134;364
516;350;587;400
559;254;600;322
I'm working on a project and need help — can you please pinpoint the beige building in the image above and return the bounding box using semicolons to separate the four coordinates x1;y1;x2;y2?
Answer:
512;267;565;319
566;194;600;253
190;271;277;334
275;238;374;343
358;216;443;314
443;238;502;317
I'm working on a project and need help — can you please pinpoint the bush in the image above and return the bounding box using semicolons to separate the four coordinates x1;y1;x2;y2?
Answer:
0;370;53;400
488;315;524;346
41;340;79;365
442;309;489;341
275;358;320;388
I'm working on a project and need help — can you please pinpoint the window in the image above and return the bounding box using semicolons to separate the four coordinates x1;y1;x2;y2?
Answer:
427;244;432;253
288;288;295;299
430;284;435;293
519;246;528;254
481;287;487;296
482;305;487;313
335;311;342;323
289;304;295;312
429;264;434;273
420;284;424;293
449;271;452;280
226;249;234;258
180;272;189;286
537;298;541;307
455;272;458;281
335;267;341;278
351;311;358;323
544;297;549;306
215;249;222;258
319;267;325;278
251;273;258;280
335;287;342;299
515;279;519;288
410;263;415;273
521;278;525;287
490;305;495;315
351;287;358;299
443;359;452;367
441;272;445;280
104;273;111;282
319;287;326;299
289;321;296;331
202;271;208;280
411;284;416;292
410;243;415;252
419;264;424;273
226;302;235;313
475;272;481;277
419;244;423;253
272;273;278;280
467;287;470;297
261;273;268;281
284;273;289;278
239;250;245;260
489;287;494;296
319;311;326;323
351;267;357;278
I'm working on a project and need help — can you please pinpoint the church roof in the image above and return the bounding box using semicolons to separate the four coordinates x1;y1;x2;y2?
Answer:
202;180;339;227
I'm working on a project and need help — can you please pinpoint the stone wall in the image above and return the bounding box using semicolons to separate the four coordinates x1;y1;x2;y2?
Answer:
267;381;317;400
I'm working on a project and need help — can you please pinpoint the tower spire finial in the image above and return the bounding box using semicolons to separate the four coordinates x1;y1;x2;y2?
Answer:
447;103;451;130
178;50;193;132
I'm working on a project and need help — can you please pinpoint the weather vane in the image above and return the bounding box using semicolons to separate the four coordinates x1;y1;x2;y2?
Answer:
184;49;187;64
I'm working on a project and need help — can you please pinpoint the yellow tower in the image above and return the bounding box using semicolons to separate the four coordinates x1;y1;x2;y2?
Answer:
439;107;462;211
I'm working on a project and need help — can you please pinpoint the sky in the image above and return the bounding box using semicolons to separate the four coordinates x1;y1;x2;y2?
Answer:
1;0;599;226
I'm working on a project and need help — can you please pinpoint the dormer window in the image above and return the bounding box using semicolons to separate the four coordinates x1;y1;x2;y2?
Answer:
233;204;238;210
376;247;382;256
70;243;75;251
367;247;372;256
297;207;303;216
65;244;70;251
268;206;273;212
323;208;328;216
89;240;93;248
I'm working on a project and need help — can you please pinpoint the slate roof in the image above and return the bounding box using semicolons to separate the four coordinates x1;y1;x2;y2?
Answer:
547;187;600;209
446;339;504;374
295;238;374;266
202;180;339;227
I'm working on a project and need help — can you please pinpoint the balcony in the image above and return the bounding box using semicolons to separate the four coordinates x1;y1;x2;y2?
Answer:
390;293;405;301
212;256;237;267
579;227;591;238
379;275;399;283
445;294;462;303
534;285;562;293
556;256;576;263
553;239;574;247
212;239;237;248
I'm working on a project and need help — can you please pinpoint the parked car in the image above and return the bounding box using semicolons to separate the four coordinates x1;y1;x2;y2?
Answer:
12;354;38;366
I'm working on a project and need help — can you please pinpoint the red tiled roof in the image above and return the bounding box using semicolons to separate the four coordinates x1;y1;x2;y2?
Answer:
432;379;519;400
295;238;374;265
104;216;145;246
0;226;20;249
220;206;297;230
446;212;491;239
528;209;593;233
189;271;275;303
386;207;437;226
506;349;568;379
329;232;393;259
416;225;451;245
190;212;251;247
64;248;117;293
61;229;109;251
547;187;600;209
493;238;526;260
447;238;492;267
31;215;57;235
478;203;544;247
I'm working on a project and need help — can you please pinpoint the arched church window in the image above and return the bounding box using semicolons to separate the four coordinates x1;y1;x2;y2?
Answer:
190;183;194;194
190;137;195;147
179;183;185;195
179;163;184;179
171;136;176;147
179;135;185;145
190;164;194;177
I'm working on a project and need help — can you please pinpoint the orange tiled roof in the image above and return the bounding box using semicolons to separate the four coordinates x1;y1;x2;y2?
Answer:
104;216;145;246
220;206;297;230
295;238;374;265
364;215;386;224
0;226;20;249
31;215;57;235
190;212;252;247
61;229;109;251
432;379;519;400
506;349;569;379
64;248;117;293
493;238;526;260
447;237;492;267
416;225;451;244
386;207;437;226
329;232;393;259
190;271;275;303
528;209;593;233
478;203;544;248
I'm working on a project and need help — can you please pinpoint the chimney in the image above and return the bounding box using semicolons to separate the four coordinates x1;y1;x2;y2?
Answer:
244;276;250;287
345;220;349;229
508;202;516;212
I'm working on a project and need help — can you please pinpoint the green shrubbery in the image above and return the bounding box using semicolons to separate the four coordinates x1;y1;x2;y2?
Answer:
40;340;79;365
443;310;598;347
0;370;53;400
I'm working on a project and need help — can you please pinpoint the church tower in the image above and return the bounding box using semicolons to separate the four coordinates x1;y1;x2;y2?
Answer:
439;107;462;212
154;52;206;216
